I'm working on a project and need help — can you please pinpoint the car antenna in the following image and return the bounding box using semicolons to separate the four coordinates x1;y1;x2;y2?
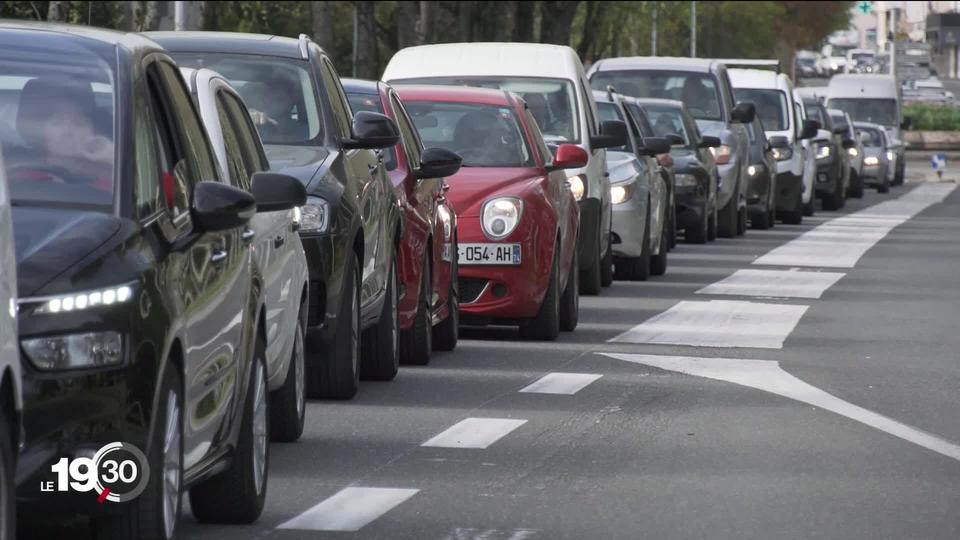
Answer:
606;85;618;101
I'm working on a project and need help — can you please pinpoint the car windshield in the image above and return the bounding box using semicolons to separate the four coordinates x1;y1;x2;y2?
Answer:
345;91;398;171
596;102;632;153
804;101;829;128
591;70;723;121
173;53;323;145
397;77;579;144
0;46;116;209
643;105;690;146
403;101;533;168
798;57;817;67
827;98;898;127
859;127;884;146
734;89;788;131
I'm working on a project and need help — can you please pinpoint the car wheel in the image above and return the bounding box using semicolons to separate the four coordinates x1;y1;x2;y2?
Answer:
615;208;650;281
849;170;865;198
92;365;183;540
400;255;432;366
781;190;803;225
0;411;15;540
310;252;361;399
433;252;459;352
751;206;771;230
717;190;738;238
362;258;401;378
270;310;306;443
650;208;669;276
559;246;579;332
822;180;841;211
803;196;815;217
600;234;614;288
668;203;678;249
520;251;560;341
686;198;709;244
579;228;602;295
190;346;269;523
878;176;890;193
707;205;718;241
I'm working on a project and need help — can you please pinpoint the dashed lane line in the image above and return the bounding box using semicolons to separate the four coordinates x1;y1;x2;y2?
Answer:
518;373;602;395
422;418;528;449
276;487;419;532
696;268;846;299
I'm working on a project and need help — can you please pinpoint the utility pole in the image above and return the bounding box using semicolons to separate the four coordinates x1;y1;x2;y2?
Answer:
174;1;185;31
651;2;658;56
690;1;697;57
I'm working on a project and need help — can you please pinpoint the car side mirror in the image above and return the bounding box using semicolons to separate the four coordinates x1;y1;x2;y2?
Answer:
800;119;820;140
665;133;685;146
343;111;401;150
251;172;307;213
901;116;913;130
698;135;722;148
768;135;790;149
416;147;463;179
638;136;671;156
192;181;256;232
832;123;849;135
731;102;756;124
551;144;589;170
590;120;628;150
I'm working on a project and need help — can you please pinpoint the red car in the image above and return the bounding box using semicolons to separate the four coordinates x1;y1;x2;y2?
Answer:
344;79;463;365
396;86;584;340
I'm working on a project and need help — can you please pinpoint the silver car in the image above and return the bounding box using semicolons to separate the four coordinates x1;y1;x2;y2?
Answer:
0;148;21;539
854;121;892;193
593;90;672;280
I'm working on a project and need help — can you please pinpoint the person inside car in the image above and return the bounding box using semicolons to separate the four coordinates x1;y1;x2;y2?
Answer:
681;78;717;118
240;70;308;141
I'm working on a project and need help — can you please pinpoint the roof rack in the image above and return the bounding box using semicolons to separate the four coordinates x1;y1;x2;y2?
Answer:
606;84;618;101
298;33;310;60
718;59;781;74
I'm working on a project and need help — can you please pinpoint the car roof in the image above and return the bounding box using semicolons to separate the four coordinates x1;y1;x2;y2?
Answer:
631;97;685;110
827;74;898;99
393;84;516;107
341;78;382;95
728;68;787;90
383;42;585;82
590;56;719;74
0;20;161;55
146;31;305;59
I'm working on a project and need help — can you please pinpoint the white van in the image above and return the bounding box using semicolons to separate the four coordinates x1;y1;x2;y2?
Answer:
383;42;626;294
826;74;906;185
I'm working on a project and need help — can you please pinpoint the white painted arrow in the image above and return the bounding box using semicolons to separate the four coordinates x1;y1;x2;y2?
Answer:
600;353;960;462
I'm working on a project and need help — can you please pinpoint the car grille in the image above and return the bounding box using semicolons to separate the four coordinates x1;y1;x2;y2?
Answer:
460;278;488;304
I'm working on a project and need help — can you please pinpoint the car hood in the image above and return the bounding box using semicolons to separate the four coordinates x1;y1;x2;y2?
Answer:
13;207;121;296
445;167;543;218
694;119;727;137
606;150;643;185
265;144;330;185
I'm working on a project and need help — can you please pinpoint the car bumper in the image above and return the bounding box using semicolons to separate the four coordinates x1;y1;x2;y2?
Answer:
299;232;338;345
746;168;772;211
774;171;803;212
814;160;840;196
610;193;647;258
674;183;708;230
861;164;889;185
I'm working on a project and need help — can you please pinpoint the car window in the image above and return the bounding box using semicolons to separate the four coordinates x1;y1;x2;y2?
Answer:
734;89;788;131
591;70;723;121
322;59;355;141
155;61;219;185
404;100;534;168
144;63;191;225
794;101;805;138
389;92;422;170
859;127;884;146
596;102;631;153
221;92;268;179
523;106;553;166
215;91;250;190
643;104;691;146
173;52;323;145
133;88;163;219
625;103;656;138
345;91;398;170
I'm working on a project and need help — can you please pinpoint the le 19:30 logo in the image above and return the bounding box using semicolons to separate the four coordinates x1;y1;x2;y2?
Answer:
43;442;150;503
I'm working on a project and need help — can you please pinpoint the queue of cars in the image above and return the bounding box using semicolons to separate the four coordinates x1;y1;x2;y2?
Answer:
0;22;910;539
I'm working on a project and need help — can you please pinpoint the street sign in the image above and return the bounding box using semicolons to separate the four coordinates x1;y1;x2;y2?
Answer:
858;1;874;15
931;154;947;170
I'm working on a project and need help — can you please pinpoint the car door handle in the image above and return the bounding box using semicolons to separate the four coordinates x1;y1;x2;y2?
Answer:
241;229;256;243
274;236;285;248
211;250;227;265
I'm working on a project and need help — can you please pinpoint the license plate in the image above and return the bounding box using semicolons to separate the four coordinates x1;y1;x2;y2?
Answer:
458;243;521;265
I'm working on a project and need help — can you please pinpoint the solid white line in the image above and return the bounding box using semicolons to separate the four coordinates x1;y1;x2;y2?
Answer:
696;268;846;299
755;183;956;268
601;353;960;462
608;300;808;349
519;373;602;395
277;487;419;531
422;418;528;449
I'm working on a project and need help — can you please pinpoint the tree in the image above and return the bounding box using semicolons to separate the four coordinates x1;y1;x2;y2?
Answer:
142;1;162;31
775;1;852;79
353;1;377;78
539;1;579;46
46;0;68;21
512;0;535;42
312;1;336;53
396;0;420;49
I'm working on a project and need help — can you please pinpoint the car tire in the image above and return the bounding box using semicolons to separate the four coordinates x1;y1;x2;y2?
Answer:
668;203;677;249
822;180;842;211
433;250;459;351
849;170;865;198
767;205;776;229
780;190;803;225
803;196;815;217
400;256;432;366
615;209;650;281
751;207;771;230
191;346;269;524
92;365;183;540
361;258;401;379
736;203;748;236
717;191;738;238
650;209;669;276
559;246;579;332
0;411;15;540
270;310;306;443
894;161;905;185
686;198;709;244
878;176;891;193
520;251;560;341
600;235;614;288
310;253;361;400
579;228;602;295
707;206;718;241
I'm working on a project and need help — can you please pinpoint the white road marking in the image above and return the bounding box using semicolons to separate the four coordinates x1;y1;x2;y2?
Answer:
422;418;528;449
755;183;956;268
277;487;419;531
602;353;960;462
443;528;541;540
519;373;602;395
696;268;846;299
609;300;808;349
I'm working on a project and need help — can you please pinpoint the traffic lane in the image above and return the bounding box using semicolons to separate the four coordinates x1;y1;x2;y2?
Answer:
780;182;960;443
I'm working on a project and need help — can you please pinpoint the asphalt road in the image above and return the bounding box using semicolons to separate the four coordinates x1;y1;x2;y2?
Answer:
22;173;960;539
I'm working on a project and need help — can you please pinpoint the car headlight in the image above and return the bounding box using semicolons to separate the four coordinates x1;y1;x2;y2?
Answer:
771;146;793;161
747;164;763;177
481;197;523;240
299;197;330;234
675;173;698;187
610;183;634;205
568;175;586;201
864;156;880;166
816;143;832;160
886;150;895;161
22;332;123;370
31;283;135;315
848;147;859;157
712;144;732;165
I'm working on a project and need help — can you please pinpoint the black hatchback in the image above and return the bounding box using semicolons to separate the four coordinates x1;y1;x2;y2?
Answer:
5;23;302;538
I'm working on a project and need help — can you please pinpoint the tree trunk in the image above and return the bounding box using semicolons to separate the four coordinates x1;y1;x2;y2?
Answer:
416;1;433;44
311;1;336;54
538;1;579;46
494;1;517;42
202;0;219;31
353;1;377;78
142;1;161;31
513;0;535;42
577;2;607;60
458;1;475;43
397;1;420;49
47;0;68;21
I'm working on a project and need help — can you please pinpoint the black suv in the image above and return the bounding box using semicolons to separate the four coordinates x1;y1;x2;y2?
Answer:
804;98;851;211
4;23;302;538
152;32;404;400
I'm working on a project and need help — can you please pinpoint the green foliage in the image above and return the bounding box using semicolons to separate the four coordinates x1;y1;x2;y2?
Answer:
904;103;960;131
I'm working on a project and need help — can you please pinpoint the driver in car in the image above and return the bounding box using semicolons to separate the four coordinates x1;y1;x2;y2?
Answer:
241;71;307;141
681;78;716;118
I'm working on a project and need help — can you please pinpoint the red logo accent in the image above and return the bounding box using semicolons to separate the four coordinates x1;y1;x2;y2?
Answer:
97;488;111;504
